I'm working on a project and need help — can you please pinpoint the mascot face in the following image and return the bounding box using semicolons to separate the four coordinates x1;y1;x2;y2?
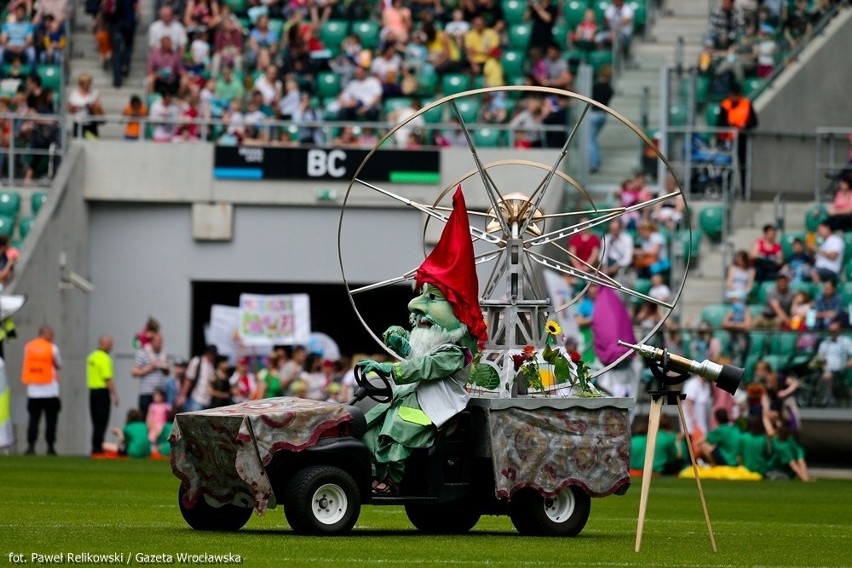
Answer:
408;283;462;332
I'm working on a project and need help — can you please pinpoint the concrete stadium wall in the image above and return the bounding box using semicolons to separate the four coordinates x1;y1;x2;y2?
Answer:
750;9;852;200
5;146;92;455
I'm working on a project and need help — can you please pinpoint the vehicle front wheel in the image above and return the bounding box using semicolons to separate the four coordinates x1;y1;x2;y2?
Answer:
178;486;253;531
509;486;591;537
405;500;481;534
284;465;361;535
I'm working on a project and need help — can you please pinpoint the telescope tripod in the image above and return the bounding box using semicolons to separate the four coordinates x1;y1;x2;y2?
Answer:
634;384;718;553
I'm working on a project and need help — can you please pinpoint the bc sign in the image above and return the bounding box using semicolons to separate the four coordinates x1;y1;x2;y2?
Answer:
307;149;347;178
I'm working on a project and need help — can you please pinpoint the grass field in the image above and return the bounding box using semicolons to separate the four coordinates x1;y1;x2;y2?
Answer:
1;456;850;567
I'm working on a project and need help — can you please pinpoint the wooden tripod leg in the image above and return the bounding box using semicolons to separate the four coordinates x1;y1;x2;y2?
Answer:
675;398;718;552
635;396;663;553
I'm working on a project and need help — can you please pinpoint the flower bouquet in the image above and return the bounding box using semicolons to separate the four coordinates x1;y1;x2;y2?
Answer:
510;320;601;397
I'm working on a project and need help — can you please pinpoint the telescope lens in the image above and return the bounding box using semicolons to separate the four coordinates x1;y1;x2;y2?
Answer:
716;364;744;395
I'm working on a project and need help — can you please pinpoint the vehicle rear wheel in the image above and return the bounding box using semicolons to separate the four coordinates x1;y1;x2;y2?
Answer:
509;486;591;537
178;485;253;531
405;500;481;534
284;465;361;535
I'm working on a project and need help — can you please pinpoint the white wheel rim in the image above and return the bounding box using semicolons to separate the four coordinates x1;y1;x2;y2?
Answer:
312;483;348;525
543;488;575;523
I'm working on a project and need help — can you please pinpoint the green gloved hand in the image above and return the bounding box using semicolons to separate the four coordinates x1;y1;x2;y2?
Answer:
383;326;411;358
356;360;395;377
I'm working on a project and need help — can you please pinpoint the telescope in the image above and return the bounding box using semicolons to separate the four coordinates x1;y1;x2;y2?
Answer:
617;340;743;395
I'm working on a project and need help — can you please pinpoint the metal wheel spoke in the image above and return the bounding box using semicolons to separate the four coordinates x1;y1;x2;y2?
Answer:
355;178;501;245
520;102;592;236
527;191;683;248
526;251;675;310
450;100;511;235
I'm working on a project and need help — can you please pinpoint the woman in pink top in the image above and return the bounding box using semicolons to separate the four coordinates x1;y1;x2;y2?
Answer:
827;172;852;232
381;0;412;43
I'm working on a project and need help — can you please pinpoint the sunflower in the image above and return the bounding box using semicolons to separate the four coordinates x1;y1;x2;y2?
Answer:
545;320;562;336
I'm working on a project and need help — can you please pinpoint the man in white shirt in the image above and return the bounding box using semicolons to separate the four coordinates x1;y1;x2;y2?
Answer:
815;318;852;406
336;64;383;122
811;221;845;283
602;219;634;277
178;345;218;411
148;5;187;52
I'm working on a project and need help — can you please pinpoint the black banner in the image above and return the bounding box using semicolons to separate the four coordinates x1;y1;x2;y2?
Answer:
213;146;441;184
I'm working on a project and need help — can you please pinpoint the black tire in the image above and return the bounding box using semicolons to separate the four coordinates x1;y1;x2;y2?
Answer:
283;465;361;535
405;500;481;534
178;485;253;531
509;486;591;537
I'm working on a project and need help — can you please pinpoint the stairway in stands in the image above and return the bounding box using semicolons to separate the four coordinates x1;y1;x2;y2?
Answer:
68;1;152;139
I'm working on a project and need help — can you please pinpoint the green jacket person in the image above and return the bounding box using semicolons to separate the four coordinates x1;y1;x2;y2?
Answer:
357;187;487;494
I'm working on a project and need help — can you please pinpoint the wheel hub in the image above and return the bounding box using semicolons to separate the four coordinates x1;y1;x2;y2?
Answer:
544;489;576;523
312;483;347;525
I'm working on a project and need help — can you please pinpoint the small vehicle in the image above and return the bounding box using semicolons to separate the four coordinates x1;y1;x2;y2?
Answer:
171;369;632;536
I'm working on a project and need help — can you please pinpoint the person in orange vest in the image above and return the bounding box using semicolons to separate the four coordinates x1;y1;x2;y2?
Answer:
717;83;758;196
22;325;63;455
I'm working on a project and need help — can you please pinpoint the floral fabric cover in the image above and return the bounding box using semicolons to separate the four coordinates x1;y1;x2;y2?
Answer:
170;397;353;514
486;405;631;499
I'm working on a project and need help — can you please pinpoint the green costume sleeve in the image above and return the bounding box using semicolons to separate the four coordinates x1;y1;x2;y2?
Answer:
392;344;466;385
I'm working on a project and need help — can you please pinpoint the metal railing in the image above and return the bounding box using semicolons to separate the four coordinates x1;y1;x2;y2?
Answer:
0;112;66;185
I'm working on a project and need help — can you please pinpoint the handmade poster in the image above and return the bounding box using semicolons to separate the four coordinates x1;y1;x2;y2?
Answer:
238;294;311;346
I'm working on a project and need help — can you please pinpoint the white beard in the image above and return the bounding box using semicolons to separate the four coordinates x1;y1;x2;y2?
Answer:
408;324;468;358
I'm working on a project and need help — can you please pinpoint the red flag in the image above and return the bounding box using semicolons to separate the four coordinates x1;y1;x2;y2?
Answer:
416;187;487;349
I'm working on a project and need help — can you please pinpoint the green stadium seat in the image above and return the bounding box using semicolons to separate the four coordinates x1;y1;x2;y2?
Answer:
669;102;688;127
320;20;349;54
747;330;768;359
452;99;480;123
500;49;525;79
563;50;586;74
756;280;775;305
760;353;790;373
316;71;341;99
843;232;852;265
840;281;852;306
0;215;14;238
675;229;701;263
18;216;33;238
507;23;532;50
551;22;569;50
743;77;766;98
37;65;61;92
630;0;647;32
422;104;445;124
383;97;413;117
695;74;710;105
267;18;284;36
441;73;471;96
0;192;20;219
471;75;485;90
592;0;610;24
698;206;724;242
632;277;652;306
31;191;47;215
700;304;728;329
351;20;379;49
415;69;438;97
564;0;588;28
586;50;613;75
473;128;503;147
804;204;828;232
502;0;527;24
221;0;249;15
705;104;721;127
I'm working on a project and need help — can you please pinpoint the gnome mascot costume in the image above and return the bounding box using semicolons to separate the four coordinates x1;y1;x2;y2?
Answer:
357;187;487;494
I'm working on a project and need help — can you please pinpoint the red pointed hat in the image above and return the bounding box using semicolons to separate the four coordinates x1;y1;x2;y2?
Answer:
415;186;487;349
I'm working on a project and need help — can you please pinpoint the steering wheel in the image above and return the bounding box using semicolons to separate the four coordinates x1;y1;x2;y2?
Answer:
352;365;394;404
